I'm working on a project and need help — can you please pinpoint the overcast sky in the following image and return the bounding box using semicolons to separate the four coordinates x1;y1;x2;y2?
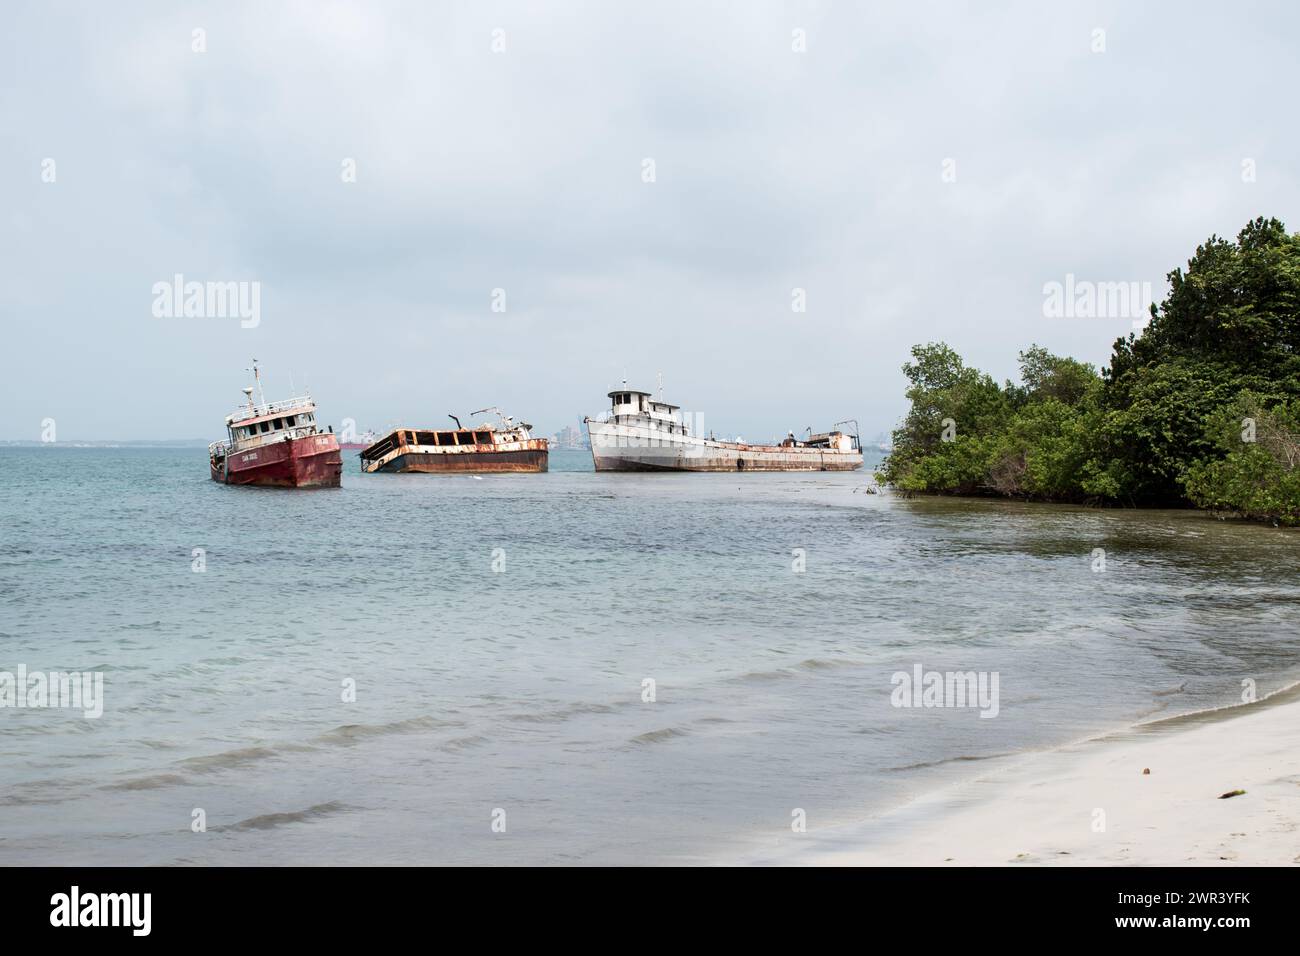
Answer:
2;1;1297;441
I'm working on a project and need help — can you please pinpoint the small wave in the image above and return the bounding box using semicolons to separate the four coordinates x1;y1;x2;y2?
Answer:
727;659;860;684
0;781;78;806
885;751;1017;772
731;668;793;684
215;801;352;832
851;724;901;735
101;772;188;791
1134;678;1300;731
441;734;490;752
313;715;455;746
796;657;862;672
1152;681;1188;698
508;702;617;724
180;743;315;773
631;727;689;745
0;720;72;737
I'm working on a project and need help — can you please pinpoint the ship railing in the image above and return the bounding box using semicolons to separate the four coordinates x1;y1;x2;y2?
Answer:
227;395;316;422
210;425;323;458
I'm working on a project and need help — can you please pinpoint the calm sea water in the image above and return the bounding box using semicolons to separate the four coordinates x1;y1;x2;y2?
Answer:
2;446;1298;865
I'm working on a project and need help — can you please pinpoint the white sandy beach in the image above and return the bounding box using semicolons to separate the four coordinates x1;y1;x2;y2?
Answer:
744;688;1300;866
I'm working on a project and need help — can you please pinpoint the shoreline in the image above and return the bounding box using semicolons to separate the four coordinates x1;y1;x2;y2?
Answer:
879;489;1300;532
739;683;1300;866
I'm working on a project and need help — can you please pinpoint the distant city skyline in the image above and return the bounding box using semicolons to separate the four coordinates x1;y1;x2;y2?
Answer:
3;2;1297;441
549;423;588;450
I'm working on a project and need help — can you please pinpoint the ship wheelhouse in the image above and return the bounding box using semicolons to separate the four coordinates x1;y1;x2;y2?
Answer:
224;400;323;454
607;389;688;436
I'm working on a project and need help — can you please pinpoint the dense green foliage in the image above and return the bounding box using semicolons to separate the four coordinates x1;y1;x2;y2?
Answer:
1183;395;1300;525
879;217;1300;524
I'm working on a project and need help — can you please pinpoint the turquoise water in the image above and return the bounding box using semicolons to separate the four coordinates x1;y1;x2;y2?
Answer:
2;446;1298;864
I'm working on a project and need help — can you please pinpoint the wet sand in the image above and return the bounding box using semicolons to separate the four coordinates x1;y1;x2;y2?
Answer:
742;686;1300;866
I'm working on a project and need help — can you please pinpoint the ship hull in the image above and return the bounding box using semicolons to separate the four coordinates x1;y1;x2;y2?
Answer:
361;429;549;474
210;434;343;488
588;420;861;472
371;448;548;474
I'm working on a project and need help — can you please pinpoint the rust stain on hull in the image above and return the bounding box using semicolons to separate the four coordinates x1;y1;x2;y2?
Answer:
595;456;860;472
586;389;864;473
373;448;548;474
210;434;343;488
587;422;863;473
361;423;548;475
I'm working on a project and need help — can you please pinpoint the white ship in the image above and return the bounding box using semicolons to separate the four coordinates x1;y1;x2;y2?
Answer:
584;388;863;472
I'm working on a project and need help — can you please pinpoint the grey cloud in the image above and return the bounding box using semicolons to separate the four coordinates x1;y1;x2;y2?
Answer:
2;1;1297;440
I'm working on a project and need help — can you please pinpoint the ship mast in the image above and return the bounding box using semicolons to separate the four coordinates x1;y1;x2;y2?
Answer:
247;358;266;408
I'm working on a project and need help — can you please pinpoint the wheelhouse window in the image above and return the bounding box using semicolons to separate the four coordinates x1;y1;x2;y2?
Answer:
436;431;455;446
456;431;474;445
474;431;491;444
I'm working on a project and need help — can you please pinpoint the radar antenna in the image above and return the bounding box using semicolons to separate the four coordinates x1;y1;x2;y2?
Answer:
244;359;266;408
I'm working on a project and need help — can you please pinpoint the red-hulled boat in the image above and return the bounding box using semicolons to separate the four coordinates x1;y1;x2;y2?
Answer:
208;363;342;488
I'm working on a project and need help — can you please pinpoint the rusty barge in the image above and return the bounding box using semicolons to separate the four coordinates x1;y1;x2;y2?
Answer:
585;388;862;472
360;408;547;474
209;363;342;488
